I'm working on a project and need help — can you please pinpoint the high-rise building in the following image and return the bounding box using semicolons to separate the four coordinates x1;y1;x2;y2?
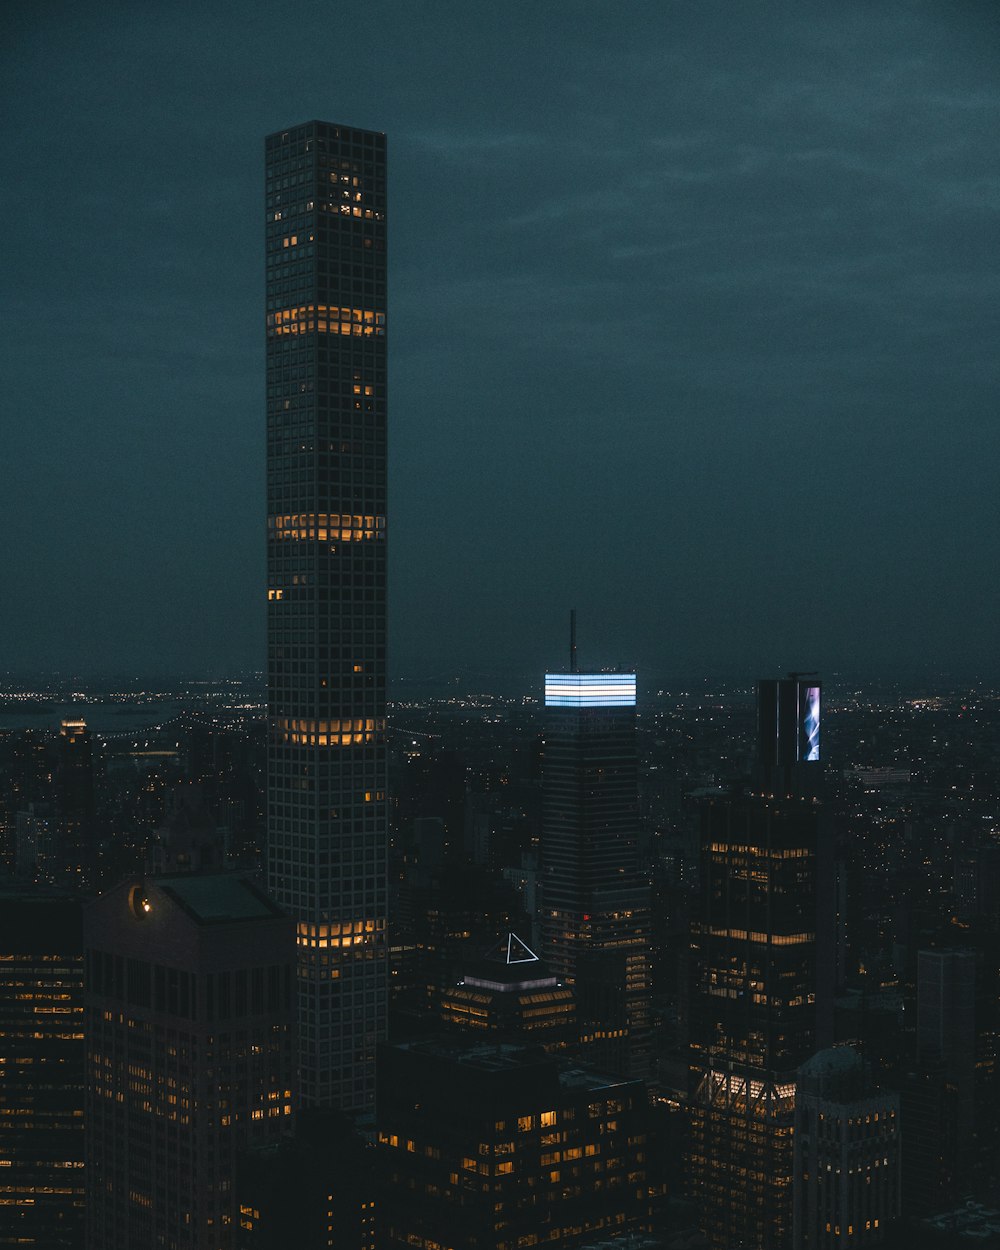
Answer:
84;874;296;1250
264;121;388;1111
377;1039;652;1250
0;889;84;1249
0;730;52;873
916;948;976;1148
541;669;651;1079
55;719;96;888
688;676;824;1250
236;1110;376;1250
792;1047;900;1248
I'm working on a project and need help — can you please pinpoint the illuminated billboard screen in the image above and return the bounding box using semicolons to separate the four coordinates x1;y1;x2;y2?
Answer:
757;677;821;766
544;673;637;708
800;685;820;762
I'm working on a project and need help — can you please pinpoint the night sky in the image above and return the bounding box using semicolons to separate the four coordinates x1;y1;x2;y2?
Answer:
3;1;999;683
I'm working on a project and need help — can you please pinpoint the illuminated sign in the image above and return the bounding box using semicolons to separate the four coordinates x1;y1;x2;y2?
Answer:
544;673;637;708
759;677;822;767
801;685;821;762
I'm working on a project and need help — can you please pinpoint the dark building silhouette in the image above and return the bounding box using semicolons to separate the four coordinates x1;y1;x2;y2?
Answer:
147;784;228;875
541;669;651;1079
0;730;52;873
898;1058;960;1221
0;889;84;1248
235;1110;375;1249
184;716;265;867
917;949;976;1152
688;676;824;1250
377;1039;652;1249
55;719;96;888
792;1047;900;1248
84;874;296;1250
265;119;388;1112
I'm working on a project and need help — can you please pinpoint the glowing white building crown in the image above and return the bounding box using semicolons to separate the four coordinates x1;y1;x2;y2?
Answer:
544;673;637;708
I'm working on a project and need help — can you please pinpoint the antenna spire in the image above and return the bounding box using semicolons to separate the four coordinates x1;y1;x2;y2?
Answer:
570;608;578;673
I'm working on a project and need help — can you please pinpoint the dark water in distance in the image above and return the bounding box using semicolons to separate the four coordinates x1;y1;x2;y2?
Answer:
0;701;190;734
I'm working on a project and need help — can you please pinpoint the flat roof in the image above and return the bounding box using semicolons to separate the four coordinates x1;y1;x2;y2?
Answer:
157;874;285;924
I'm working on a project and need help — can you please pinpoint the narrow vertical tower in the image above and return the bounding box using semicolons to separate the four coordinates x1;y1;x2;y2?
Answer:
265;122;388;1111
688;676;823;1250
541;667;652;1078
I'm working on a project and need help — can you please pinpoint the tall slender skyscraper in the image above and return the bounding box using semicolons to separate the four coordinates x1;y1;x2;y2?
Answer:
265;122;388;1111
688;676;824;1250
541;667;651;1078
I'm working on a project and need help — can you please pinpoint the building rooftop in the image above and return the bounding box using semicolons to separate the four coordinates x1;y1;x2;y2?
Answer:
558;1066;635;1094
462;931;560;992
157;874;284;924
799;1047;864;1079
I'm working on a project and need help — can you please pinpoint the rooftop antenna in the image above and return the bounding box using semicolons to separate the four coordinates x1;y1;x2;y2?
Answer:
570;609;578;674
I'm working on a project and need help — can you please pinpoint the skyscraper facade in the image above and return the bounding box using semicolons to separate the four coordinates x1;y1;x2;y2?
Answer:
688;676;824;1250
541;672;651;1079
0;890;84;1248
265;121;388;1110
84;874;296;1250
792;1048;900;1249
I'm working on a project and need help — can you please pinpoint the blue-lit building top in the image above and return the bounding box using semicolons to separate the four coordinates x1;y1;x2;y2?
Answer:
544;674;637;708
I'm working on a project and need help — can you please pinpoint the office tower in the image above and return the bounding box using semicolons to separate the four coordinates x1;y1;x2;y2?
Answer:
792;1048;900;1248
265;120;388;1113
897;1058;959;1219
236;1110;376;1250
147;784;228;875
0;889;84;1249
688;676;823;1250
438;931;576;1047
378;1039;652;1250
14;805;52;882
84;874;296;1250
541;669;652;1079
916;948;976;1148
1;730;53;877
55;719;96;887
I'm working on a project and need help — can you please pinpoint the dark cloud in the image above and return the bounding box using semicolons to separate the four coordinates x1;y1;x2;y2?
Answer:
2;0;998;681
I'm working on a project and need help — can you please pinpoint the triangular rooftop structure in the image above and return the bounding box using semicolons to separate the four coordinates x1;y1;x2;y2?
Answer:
505;932;539;965
465;932;556;993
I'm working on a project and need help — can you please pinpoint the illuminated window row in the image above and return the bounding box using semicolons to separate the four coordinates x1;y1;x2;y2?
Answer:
266;305;386;338
269;513;386;543
706;927;814;946
273;716;386;746
298;920;384;938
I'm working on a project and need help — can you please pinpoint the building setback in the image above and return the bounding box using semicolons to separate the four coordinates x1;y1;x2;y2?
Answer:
265;120;388;1112
84;874;296;1250
0;890;84;1249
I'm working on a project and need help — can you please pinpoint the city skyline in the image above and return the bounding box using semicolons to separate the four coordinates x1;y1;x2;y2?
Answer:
4;3;1000;681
